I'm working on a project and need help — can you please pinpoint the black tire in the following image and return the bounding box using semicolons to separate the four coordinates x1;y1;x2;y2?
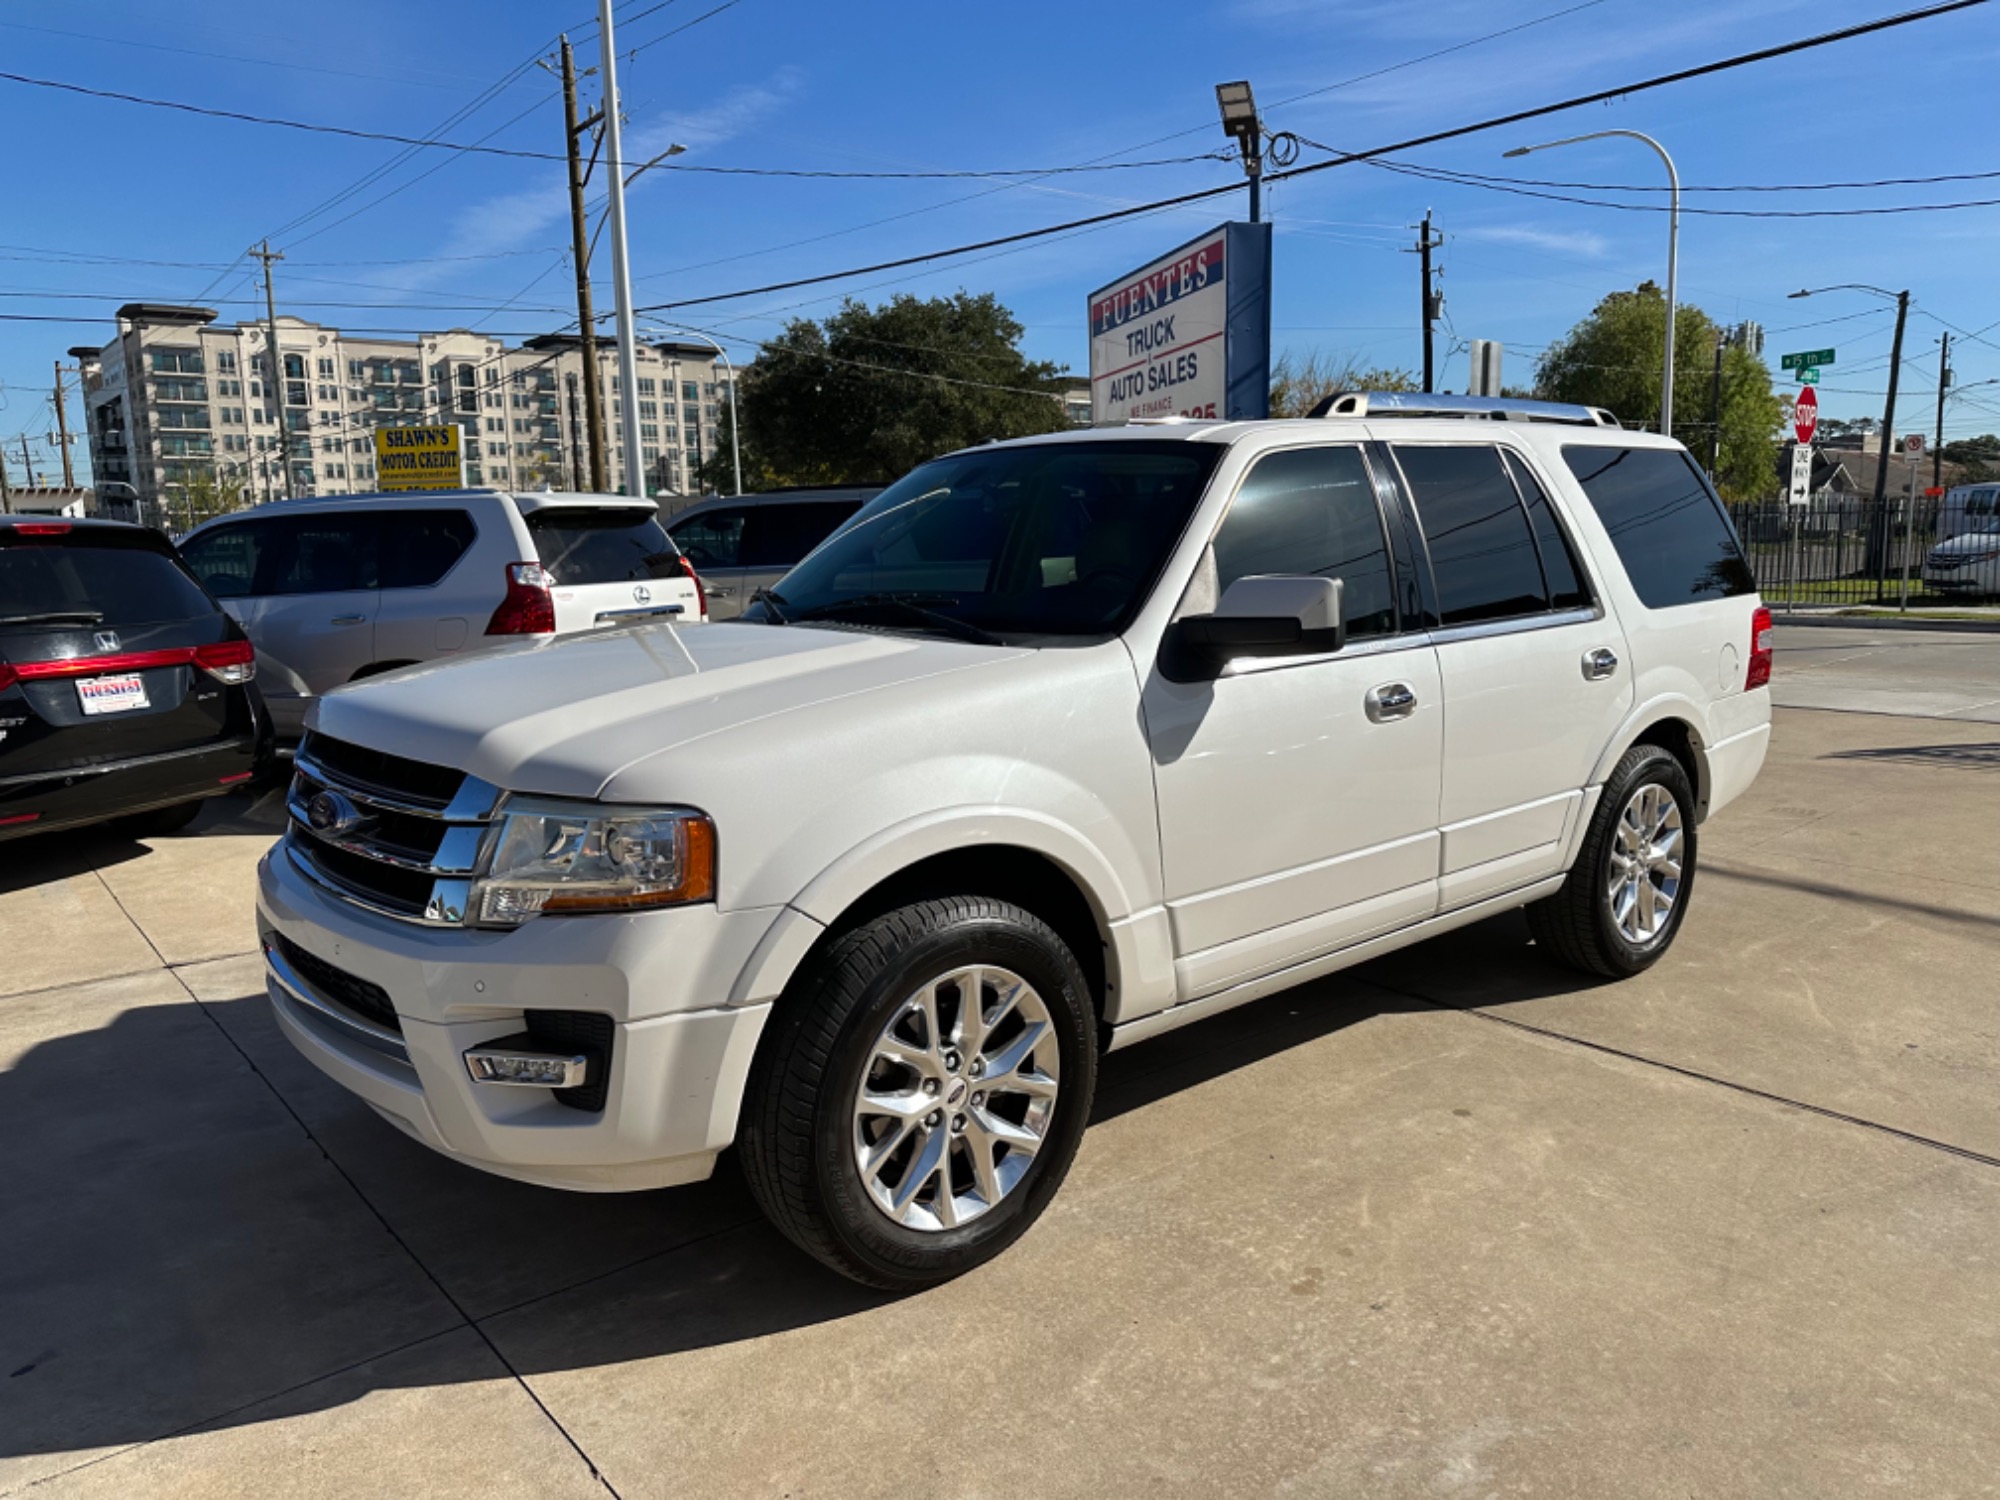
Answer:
112;798;206;839
740;897;1097;1291
1528;744;1697;979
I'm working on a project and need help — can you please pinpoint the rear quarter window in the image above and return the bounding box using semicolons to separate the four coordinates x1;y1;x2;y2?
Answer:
1560;445;1756;607
523;506;681;586
2;530;219;627
378;509;476;589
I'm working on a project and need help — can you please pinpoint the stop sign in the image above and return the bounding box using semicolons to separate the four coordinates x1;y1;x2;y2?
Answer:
1794;386;1819;446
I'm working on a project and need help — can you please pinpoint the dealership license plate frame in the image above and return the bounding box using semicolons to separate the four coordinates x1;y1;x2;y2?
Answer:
77;673;150;716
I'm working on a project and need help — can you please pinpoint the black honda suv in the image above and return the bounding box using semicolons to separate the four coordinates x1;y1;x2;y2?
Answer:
1;517;269;841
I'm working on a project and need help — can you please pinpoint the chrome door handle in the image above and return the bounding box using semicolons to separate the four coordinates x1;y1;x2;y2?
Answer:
1364;681;1417;723
708;586;735;598
330;614;367;625
1581;647;1619;681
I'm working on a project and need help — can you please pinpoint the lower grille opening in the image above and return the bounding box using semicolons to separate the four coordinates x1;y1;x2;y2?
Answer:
525;1010;615;1113
272;931;401;1034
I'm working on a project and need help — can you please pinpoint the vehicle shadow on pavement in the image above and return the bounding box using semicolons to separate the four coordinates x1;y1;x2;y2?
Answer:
0;912;1589;1475
0;787;286;897
1823;740;2000;770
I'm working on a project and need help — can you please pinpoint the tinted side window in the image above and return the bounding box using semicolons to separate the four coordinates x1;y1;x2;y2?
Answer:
1211;446;1396;639
1561;446;1755;607
1502;452;1590;611
524;507;680;585
668;508;744;571
740;503;853;569
378;510;476;589
268;516;380;596
1396;446;1547;625
179;520;270;599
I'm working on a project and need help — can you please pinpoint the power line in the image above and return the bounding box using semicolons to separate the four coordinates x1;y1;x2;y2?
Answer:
1364;160;2000;195
624;0;745;58
630;0;1993;316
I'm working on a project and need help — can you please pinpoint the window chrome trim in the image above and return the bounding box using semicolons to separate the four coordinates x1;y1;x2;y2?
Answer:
1426;606;1603;646
1219;630;1432;677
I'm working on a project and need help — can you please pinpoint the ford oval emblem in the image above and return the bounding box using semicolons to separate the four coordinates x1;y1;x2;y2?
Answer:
633;584;652;605
306;788;362;837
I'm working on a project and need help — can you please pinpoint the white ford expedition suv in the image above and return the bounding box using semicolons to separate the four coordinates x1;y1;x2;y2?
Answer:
257;394;1772;1289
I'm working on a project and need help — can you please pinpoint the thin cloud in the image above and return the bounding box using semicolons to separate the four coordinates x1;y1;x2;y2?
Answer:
1459;223;1611;259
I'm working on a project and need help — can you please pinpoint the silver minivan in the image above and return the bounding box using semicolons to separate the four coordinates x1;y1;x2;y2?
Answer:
178;490;705;737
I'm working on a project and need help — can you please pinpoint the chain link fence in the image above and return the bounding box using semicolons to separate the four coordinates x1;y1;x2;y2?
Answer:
1722;494;1959;607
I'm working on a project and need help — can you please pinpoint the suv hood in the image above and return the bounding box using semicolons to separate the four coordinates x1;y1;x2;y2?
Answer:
311;621;1025;799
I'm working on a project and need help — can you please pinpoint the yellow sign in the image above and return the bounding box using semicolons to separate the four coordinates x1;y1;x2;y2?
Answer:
372;424;466;492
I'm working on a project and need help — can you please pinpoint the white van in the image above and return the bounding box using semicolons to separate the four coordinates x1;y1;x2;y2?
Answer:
255;395;1770;1289
179;491;705;737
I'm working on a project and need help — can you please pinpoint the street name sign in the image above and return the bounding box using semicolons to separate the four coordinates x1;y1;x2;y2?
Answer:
1794;385;1818;446
1088;222;1272;424
1781;348;1836;371
1795;366;1820;384
1788;444;1813;506
373;424;466;492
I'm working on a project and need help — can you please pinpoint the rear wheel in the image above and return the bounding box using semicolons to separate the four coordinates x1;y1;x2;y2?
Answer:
1528;744;1697;979
740;896;1096;1291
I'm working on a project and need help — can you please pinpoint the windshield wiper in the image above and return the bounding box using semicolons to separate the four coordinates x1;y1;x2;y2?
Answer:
0;610;103;626
748;587;790;624
795;592;1004;647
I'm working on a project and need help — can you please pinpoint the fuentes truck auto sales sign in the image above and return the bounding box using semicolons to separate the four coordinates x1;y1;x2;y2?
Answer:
1088;221;1271;425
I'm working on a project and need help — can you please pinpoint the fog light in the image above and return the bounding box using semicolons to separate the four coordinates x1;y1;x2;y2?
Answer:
464;1037;591;1088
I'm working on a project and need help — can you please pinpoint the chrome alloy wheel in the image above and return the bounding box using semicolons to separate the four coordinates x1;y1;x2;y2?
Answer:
852;965;1061;1232
1607;782;1684;944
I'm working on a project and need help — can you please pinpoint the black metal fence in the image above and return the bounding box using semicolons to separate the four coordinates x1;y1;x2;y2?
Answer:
1723;494;1959;608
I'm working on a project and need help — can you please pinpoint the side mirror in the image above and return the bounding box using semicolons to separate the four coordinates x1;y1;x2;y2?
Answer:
1168;575;1345;677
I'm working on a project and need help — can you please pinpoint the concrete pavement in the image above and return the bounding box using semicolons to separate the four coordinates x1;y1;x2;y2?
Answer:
3;638;1997;1497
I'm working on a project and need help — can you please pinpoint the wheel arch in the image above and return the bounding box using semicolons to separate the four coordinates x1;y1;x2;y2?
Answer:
349;659;421;683
1591;695;1711;819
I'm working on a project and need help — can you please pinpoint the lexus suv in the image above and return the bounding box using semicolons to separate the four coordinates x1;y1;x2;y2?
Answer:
255;395;1772;1290
2;517;266;840
179;491;706;739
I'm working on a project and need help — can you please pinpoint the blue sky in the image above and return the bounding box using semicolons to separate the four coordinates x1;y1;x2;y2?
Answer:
4;0;1999;486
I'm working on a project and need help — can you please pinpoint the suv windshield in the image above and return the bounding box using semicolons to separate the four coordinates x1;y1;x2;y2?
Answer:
522;506;682;586
763;440;1222;639
1;528;218;628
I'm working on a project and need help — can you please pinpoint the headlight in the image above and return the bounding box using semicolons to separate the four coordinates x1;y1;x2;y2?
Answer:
470;799;715;927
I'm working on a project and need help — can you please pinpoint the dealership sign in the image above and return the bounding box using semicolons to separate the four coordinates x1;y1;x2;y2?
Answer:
1088;221;1272;424
373;423;467;492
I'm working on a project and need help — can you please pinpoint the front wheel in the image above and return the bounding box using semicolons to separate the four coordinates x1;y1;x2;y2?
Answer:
739;897;1097;1291
1528;744;1697;979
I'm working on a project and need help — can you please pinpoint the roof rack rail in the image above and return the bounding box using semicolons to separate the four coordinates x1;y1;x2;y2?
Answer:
1308;391;1621;428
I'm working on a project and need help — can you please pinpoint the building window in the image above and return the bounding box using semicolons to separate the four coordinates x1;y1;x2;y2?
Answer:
216;350;238;375
348;359;365;381
150;347;204;375
682;381;699;401
637;377;656;396
317;356;335;378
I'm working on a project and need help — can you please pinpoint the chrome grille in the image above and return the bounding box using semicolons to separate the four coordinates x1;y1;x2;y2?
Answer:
286;732;501;926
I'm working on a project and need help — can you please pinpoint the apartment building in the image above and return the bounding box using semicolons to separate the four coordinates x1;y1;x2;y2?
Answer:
75;304;733;521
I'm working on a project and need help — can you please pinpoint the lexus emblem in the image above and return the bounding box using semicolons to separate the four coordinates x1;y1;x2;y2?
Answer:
93;631;121;653
305;788;364;838
633;584;652;605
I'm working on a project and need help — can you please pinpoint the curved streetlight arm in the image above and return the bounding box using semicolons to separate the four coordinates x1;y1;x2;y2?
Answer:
1789;283;1900;303
639;320;743;498
1507;128;1678;436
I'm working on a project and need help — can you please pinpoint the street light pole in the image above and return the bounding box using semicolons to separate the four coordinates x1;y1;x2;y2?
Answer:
643;322;741;496
596;0;645;499
1507;129;1679;436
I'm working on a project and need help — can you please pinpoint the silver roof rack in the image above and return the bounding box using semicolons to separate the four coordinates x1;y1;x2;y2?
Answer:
1308;391;1621;428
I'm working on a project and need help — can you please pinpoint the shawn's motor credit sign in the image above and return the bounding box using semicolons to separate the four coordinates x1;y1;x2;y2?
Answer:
373;423;467;492
1088;221;1271;425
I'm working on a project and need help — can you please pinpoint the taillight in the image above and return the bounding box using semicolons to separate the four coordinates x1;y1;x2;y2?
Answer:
678;554;709;621
0;664;17;694
194;638;257;684
486;562;556;635
1745;605;1774;690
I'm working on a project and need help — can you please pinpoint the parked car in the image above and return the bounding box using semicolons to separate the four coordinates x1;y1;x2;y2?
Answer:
1923;518;2000;596
255;394;1771;1290
1;516;267;840
178;490;705;738
667;487;877;618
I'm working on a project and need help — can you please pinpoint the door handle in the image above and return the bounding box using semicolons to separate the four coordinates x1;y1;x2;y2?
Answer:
1364;681;1418;723
1581;646;1619;681
707;586;735;598
330;614;367;625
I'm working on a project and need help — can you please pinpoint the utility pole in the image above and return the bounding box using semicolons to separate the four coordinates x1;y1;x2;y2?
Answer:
1869;290;1910;580
52;362;77;489
0;442;12;513
1413;213;1444;392
1706;330;1728;477
596;0;646;499
20;434;39;488
250;240;292;501
565;371;587;490
557;36;609;491
1934;332;1951;494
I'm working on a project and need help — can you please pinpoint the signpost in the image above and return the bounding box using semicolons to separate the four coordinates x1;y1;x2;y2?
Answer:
1088;222;1272;425
1793;385;1819;446
1898;433;1925;610
372;424;467;492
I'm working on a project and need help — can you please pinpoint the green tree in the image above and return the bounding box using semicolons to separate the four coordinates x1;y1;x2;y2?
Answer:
177;467;250;527
1268;351;1419;417
1535;282;1783;499
697;293;1069;490
1942;433;1998;481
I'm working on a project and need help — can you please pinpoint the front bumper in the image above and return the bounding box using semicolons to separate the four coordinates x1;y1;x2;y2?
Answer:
256;840;779;1192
